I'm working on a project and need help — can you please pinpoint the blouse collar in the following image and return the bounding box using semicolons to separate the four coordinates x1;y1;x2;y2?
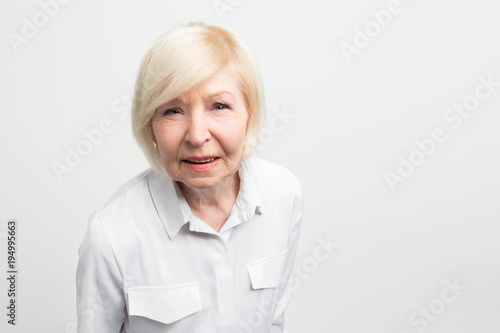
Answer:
147;155;262;240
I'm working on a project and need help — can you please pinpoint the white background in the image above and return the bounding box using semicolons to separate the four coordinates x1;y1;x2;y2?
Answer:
1;0;499;332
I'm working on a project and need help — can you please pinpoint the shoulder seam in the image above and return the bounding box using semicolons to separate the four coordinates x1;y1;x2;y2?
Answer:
92;212;125;281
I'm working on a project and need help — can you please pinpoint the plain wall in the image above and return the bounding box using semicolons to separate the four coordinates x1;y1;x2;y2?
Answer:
1;0;499;332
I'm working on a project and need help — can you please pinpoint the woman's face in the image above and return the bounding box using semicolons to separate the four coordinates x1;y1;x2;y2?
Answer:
152;67;248;190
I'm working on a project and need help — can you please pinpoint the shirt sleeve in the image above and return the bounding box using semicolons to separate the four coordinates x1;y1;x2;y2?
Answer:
76;212;126;333
271;181;304;332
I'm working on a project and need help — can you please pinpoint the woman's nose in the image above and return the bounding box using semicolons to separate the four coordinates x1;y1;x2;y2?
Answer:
185;109;211;147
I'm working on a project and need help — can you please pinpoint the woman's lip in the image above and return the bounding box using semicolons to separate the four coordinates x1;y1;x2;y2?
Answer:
182;157;220;172
183;155;218;161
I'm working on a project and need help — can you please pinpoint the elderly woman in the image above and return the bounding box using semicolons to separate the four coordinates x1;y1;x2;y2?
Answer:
76;22;303;333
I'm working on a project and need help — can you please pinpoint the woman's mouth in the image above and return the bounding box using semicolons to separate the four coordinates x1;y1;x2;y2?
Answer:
182;157;220;171
185;157;217;164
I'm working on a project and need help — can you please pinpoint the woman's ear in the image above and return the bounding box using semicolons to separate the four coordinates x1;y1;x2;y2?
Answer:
151;129;157;145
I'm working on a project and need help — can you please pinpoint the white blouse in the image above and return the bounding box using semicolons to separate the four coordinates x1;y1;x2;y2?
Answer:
76;155;303;332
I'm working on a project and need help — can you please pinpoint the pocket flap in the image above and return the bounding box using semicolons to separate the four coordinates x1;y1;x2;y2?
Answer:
247;248;288;289
127;281;202;324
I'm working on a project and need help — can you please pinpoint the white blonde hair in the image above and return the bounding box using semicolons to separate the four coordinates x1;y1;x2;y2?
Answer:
131;22;265;171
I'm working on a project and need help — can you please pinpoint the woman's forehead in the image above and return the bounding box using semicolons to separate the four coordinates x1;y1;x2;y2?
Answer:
173;70;242;103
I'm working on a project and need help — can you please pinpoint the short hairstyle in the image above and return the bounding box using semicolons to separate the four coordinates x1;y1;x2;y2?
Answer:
131;22;265;171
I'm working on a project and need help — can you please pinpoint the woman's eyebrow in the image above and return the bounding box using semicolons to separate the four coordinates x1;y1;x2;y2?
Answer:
159;91;236;109
203;91;235;99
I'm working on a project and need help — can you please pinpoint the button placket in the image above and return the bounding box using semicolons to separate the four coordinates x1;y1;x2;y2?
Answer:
210;236;235;328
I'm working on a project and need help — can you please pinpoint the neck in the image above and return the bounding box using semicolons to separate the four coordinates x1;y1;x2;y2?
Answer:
177;171;241;213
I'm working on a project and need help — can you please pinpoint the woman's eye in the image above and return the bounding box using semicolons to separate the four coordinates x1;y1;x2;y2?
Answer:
163;108;181;116
213;103;230;111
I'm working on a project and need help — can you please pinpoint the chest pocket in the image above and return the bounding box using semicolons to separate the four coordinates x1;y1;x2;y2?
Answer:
247;248;288;289
127;281;202;324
